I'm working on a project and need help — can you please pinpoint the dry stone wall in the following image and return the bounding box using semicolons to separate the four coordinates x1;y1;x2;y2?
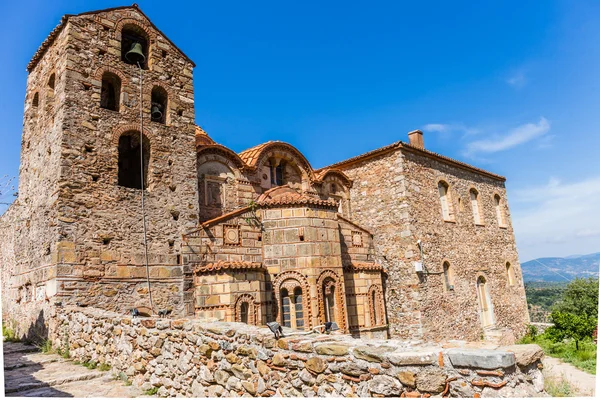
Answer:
49;306;545;398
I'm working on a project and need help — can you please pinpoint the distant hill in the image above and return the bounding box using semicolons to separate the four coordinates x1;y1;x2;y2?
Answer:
521;252;600;282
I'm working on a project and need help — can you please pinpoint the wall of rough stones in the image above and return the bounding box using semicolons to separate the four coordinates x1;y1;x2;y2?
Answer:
1;6;200;325
341;149;424;340
49;306;545;398
339;143;529;342
400;147;529;342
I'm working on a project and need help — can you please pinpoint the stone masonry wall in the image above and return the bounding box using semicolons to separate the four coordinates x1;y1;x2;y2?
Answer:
341;150;423;340
340;146;529;342
49;306;546;398
401;148;529;342
40;8;196;315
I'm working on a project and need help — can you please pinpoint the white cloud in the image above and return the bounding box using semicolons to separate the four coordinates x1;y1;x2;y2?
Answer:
423;123;451;133
422;123;480;136
506;70;527;88
465;117;550;155
511;176;600;260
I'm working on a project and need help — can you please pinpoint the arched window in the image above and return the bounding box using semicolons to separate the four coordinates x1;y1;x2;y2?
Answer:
281;288;291;327
121;24;149;69
477;276;494;327
443;262;455;291
323;281;336;324
48;73;55;90
240;302;249;324
280;286;304;329
270;160;285;186
151;86;168;124
470;189;482;225
100;72;121;111
494;194;505;227
438;181;454;221
371;290;378;325
294;287;304;329
118;131;150;189
506;262;515;286
32;92;39;108
368;285;383;326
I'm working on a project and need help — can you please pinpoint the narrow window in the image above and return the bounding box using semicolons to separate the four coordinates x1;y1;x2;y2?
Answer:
494;195;505;227
240;302;249;324
281;289;291;328
118;131;150;189
324;284;336;323
506;262;515;286
294;287;304;329
32;92;39;108
121;25;149;69
438;181;454;221
470;189;482;225
443;262;455;291
48;73;55;90
151;86;168;124
371;290;378;325
270;160;284;186
100;72;121;111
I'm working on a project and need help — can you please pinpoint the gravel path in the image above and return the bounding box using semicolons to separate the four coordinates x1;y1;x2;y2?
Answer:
543;356;596;397
3;342;147;398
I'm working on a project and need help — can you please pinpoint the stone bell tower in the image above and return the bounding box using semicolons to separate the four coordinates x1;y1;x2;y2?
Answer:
4;5;199;323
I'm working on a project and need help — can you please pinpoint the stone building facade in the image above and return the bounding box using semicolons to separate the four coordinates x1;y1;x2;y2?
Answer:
1;5;529;343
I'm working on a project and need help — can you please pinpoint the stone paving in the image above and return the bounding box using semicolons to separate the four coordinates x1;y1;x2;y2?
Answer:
3;342;147;397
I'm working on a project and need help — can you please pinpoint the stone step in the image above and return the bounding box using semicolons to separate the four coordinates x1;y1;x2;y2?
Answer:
2;343;39;355
7;376;147;398
4;357;61;371
4;362;108;394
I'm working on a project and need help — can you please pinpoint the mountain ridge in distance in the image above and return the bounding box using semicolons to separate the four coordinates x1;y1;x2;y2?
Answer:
521;252;600;282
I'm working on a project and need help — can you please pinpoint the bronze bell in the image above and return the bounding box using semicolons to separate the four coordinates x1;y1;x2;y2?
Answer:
151;104;163;120
125;42;145;64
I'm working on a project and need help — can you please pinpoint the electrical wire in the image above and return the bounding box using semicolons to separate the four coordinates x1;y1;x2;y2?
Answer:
138;61;154;313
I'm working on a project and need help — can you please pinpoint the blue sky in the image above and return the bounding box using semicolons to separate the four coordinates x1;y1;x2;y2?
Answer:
1;0;599;262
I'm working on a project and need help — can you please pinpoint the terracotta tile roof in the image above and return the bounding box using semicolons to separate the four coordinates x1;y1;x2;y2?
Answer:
313;168;353;188
316;141;506;182
27;4;195;73
238;142;274;167
237;142;314;179
193;261;264;274
200;206;253;228
195;126;215;146
256;186;338;209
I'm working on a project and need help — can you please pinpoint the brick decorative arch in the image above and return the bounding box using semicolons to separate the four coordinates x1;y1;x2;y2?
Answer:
254;143;315;182
114;18;156;42
93;66;129;86
234;293;257;325
367;284;385;327
316;269;348;331
111;124;157;148
273;271;311;329
197;152;243;180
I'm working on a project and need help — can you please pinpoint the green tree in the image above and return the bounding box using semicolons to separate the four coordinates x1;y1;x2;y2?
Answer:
546;278;599;350
546;311;596;350
552;278;598;318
